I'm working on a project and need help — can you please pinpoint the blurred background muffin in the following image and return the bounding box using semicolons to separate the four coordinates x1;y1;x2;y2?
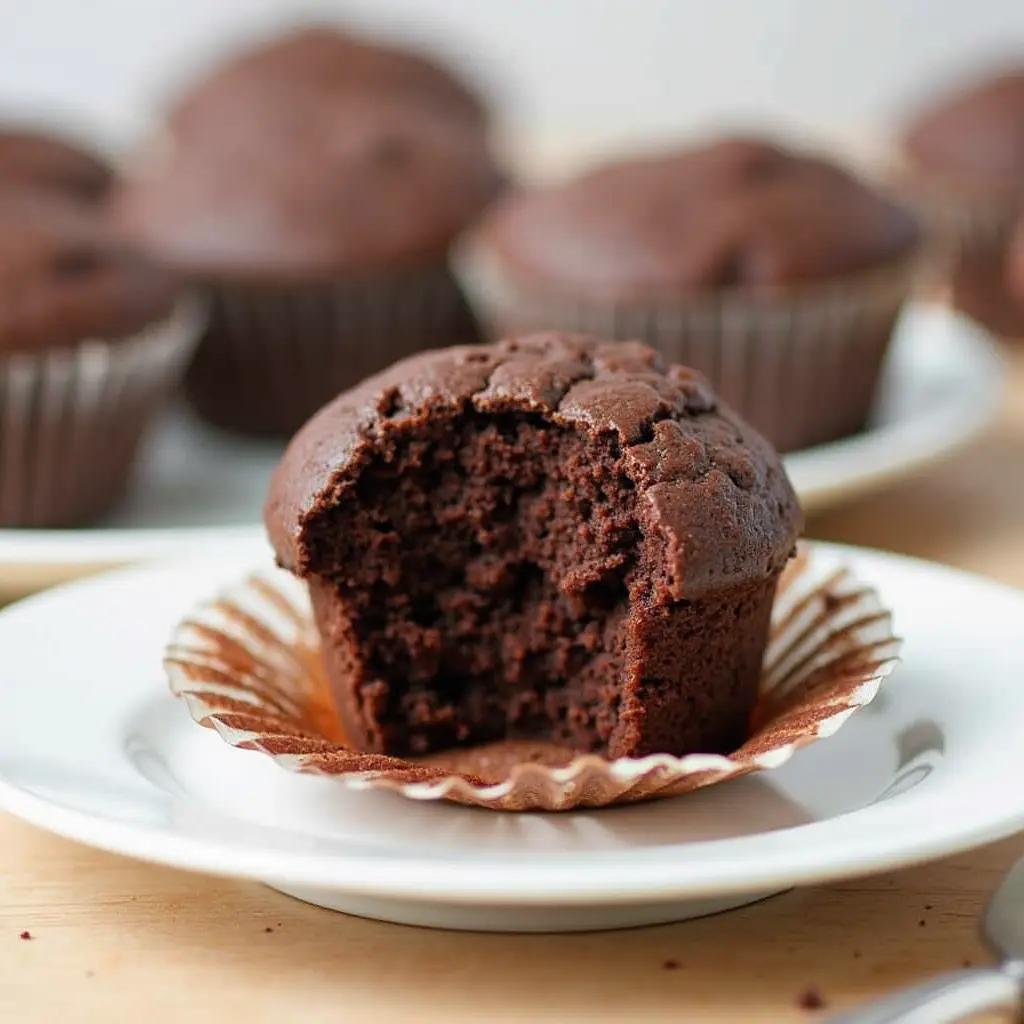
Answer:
0;127;112;201
0;190;196;527
900;66;1024;338
461;137;922;453
111;25;504;437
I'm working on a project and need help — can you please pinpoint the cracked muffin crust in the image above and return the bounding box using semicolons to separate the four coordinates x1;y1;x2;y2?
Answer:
266;333;802;759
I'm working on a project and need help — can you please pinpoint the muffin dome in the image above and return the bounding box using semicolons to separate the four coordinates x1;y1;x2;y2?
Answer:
266;332;801;759
476;138;920;301
168;25;488;138
112;93;502;281
903;69;1024;196
0;191;176;353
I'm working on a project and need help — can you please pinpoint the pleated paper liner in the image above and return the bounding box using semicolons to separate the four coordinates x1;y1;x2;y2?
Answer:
165;544;900;812
0;295;203;527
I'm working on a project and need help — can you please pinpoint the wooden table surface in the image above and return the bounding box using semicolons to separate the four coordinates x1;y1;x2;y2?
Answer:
2;351;1024;1023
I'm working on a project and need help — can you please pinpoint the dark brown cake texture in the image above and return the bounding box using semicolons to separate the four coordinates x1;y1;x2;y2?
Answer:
902;68;1024;337
463;137;921;453
265;332;802;761
0;190;187;527
0;128;112;201
112;33;501;437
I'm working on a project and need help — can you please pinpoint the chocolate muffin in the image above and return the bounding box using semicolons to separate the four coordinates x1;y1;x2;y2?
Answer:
168;24;488;139
114;86;501;436
265;332;802;760
0;191;195;526
0;127;111;201
460;138;921;453
901;68;1024;337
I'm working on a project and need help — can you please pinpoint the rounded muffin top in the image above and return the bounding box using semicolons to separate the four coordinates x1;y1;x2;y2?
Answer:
168;25;488;137
474;138;920;301
265;332;802;598
0;127;111;201
113;89;501;281
903;69;1024;194
112;91;502;281
0;191;178;354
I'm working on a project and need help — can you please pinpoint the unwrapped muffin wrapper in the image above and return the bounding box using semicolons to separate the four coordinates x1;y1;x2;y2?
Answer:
165;544;899;812
0;297;202;527
455;243;922;453
185;262;480;436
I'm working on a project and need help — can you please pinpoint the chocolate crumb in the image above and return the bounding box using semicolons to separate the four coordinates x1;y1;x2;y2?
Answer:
852;950;861;959
264;927;274;933
662;959;680;971
924;903;933;911
19;931;32;941
918;919;926;927
963;959;973;968
797;987;826;1011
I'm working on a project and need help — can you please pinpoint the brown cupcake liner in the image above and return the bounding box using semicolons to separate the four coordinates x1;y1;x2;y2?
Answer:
165;544;900;813
0;297;202;528
455;244;922;453
185;262;481;437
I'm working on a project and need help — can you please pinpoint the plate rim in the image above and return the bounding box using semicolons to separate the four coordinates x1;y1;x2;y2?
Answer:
1;539;1023;906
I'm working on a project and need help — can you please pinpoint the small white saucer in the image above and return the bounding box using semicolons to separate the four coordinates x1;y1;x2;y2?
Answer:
0;539;1021;932
0;302;1002;600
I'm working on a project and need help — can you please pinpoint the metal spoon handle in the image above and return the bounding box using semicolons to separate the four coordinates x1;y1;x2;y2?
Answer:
827;967;1019;1023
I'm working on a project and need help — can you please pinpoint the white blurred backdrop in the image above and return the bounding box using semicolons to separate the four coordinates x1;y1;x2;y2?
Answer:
1;0;1023;159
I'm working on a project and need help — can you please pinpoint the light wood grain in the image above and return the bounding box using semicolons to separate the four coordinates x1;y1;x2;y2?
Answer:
2;352;1024;1024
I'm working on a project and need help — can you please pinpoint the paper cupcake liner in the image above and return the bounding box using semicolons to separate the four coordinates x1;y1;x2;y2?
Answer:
455;245;921;453
185;262;482;437
165;544;900;813
0;296;202;528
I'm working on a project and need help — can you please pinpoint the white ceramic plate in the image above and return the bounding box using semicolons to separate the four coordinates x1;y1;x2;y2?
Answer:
0;302;1002;601
0;538;1022;932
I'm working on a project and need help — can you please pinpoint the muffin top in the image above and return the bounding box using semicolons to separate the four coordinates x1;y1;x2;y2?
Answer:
112;91;502;281
0;128;111;201
0;191;178;354
903;69;1024;194
169;24;487;138
265;331;802;597
475;138;920;301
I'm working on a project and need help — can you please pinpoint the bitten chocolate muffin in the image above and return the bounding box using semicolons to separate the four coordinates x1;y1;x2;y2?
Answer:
114;85;501;436
265;332;802;760
461;138;921;453
0;191;193;526
168;24;488;139
0;128;111;201
902;68;1024;337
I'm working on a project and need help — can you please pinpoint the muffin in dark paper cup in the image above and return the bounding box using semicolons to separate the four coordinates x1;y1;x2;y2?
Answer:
899;68;1024;337
112;29;502;438
0;191;199;527
459;138;923;453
